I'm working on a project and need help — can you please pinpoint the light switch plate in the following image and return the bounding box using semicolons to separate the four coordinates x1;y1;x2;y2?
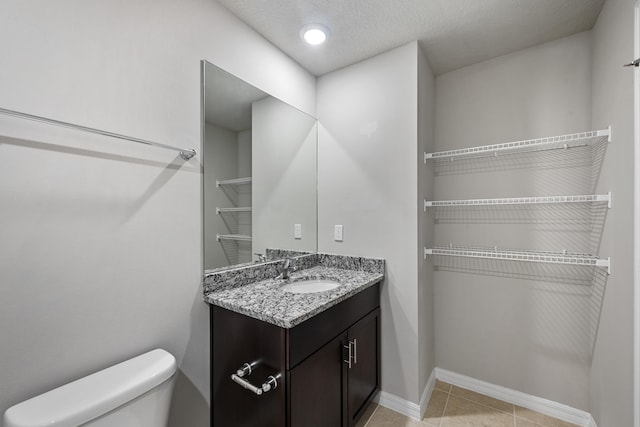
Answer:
294;224;302;239
334;225;343;242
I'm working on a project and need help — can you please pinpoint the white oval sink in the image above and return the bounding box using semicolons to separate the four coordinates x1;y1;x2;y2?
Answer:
281;279;341;294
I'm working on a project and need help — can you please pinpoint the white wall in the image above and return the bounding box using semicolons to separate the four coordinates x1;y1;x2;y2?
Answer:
317;42;423;404
433;32;595;409
0;0;315;425
590;0;636;425
252;96;317;255
418;47;436;397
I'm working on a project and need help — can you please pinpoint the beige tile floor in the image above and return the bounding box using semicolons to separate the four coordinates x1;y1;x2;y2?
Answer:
358;380;580;427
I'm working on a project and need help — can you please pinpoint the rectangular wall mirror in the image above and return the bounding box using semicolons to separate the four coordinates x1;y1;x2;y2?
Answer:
202;61;318;271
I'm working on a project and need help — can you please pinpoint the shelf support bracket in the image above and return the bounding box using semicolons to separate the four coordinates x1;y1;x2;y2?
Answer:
596;257;611;275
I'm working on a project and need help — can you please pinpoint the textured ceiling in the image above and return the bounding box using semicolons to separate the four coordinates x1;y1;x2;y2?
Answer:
215;0;605;76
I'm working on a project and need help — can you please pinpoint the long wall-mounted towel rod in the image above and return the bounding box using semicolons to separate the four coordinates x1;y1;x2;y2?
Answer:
0;107;197;160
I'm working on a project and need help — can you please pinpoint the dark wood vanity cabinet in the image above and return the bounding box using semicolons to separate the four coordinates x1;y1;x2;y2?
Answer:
289;308;380;427
210;282;381;427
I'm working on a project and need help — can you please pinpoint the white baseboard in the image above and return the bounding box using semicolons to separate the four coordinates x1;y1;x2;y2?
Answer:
419;369;437;419
374;368;597;427
435;368;596;427
374;369;436;421
374;391;422;420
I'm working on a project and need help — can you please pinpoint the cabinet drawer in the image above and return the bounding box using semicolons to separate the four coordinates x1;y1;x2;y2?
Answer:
286;282;380;369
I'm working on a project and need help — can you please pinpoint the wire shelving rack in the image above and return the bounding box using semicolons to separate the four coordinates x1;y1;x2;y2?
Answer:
424;127;611;163
424;245;610;274
424;193;612;210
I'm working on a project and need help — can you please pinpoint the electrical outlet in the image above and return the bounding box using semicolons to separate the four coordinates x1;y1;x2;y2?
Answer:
334;225;343;242
294;224;302;239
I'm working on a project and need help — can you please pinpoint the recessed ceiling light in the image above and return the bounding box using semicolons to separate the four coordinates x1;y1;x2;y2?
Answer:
301;24;329;45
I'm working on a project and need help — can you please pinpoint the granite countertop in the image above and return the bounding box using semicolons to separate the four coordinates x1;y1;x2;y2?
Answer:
204;254;384;329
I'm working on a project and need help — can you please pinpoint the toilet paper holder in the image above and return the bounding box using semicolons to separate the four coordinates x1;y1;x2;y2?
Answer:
231;361;281;396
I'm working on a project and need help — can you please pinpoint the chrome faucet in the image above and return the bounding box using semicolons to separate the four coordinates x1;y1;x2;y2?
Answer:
277;257;296;280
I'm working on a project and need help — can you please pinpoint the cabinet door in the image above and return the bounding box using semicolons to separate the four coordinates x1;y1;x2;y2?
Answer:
346;308;380;427
289;333;347;427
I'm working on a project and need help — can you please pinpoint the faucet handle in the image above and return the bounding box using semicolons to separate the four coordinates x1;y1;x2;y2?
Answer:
276;257;296;280
278;258;289;272
284;257;297;271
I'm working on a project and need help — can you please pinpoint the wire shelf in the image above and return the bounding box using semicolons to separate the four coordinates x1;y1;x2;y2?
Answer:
216;234;252;242
424;127;611;162
424;193;611;210
216;177;252;187
216;207;252;214
424;245;610;274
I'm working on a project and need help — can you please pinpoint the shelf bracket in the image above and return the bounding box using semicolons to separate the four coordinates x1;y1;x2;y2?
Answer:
596;125;612;143
596;257;611;275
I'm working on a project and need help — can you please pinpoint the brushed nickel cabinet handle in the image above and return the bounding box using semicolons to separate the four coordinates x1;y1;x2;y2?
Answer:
343;342;352;369
353;339;357;365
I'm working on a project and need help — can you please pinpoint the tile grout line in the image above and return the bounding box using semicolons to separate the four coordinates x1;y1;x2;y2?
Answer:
449;393;516;417
443;384;571;427
362;403;380;427
442;383;519;426
438;386;452;427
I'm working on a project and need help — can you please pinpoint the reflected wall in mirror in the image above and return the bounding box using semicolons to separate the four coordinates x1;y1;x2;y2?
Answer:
203;61;318;271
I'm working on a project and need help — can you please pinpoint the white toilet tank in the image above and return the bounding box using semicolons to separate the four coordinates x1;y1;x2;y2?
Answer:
3;348;177;427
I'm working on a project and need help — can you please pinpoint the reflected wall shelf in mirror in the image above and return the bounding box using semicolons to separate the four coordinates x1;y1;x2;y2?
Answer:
216;177;252;186
217;234;252;242
217;207;252;213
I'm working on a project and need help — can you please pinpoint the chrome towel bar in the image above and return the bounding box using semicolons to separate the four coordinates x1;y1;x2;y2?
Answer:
0;106;197;160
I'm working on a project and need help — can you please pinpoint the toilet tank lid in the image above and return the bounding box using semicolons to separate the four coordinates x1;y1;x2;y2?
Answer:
3;348;177;427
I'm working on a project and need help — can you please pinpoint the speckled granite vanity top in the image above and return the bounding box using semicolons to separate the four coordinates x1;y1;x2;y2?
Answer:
203;253;384;329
